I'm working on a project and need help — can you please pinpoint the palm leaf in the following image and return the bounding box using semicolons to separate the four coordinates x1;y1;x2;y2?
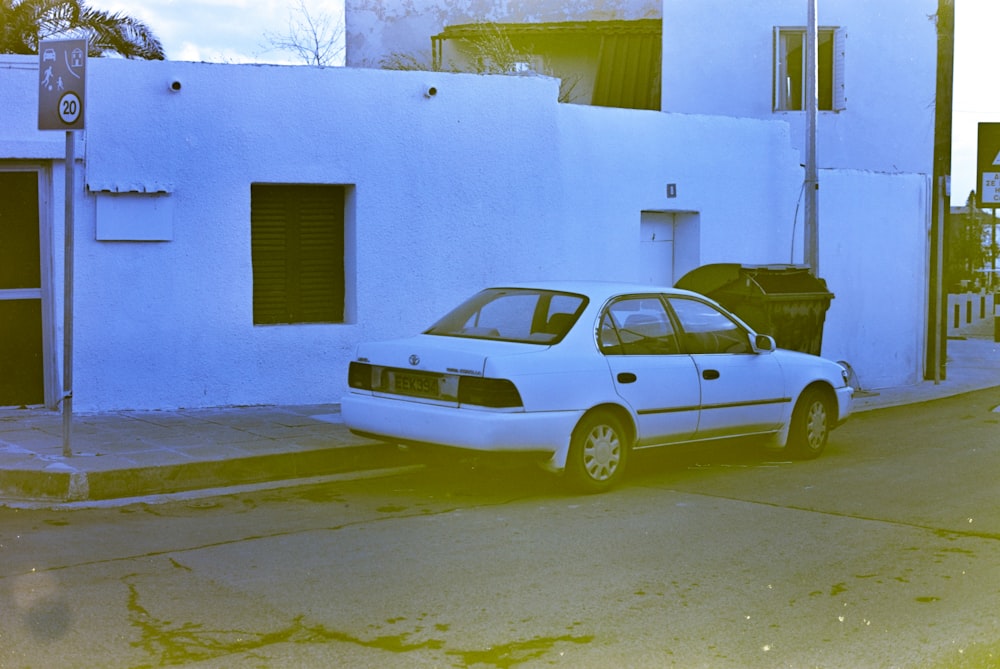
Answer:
0;0;164;59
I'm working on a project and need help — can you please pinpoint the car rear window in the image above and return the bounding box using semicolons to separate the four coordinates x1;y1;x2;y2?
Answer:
425;288;588;344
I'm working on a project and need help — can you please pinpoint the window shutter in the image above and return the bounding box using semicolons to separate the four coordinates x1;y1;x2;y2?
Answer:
833;27;847;111
251;185;345;325
251;187;290;324
296;186;345;323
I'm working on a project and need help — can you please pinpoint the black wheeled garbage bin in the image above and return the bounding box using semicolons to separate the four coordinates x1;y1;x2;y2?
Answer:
675;264;834;356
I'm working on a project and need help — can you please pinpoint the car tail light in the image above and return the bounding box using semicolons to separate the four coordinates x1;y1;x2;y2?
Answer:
348;362;374;390
458;377;523;408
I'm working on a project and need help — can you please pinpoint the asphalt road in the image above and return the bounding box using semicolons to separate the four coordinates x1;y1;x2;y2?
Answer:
1;388;999;668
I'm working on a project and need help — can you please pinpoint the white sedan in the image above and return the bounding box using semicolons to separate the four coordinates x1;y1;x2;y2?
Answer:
342;281;853;492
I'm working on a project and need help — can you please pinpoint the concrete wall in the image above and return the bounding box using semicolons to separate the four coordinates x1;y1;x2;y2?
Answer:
661;0;938;175
1;56;928;410
818;169;931;390
346;0;660;68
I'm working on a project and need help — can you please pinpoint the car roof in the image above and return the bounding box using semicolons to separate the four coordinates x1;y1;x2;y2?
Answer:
489;280;708;303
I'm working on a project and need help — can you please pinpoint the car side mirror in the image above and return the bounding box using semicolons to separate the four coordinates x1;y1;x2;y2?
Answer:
754;334;776;352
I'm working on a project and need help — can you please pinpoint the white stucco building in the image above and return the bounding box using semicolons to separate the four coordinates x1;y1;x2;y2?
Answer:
662;0;937;174
0;0;937;411
663;0;940;391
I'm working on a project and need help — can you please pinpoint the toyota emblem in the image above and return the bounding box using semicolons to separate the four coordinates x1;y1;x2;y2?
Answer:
408;354;420;366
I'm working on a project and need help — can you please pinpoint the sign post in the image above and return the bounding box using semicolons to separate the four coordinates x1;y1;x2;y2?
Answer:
38;38;87;457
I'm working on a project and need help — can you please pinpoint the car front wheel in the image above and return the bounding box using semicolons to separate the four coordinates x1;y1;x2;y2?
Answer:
566;411;629;493
787;388;831;459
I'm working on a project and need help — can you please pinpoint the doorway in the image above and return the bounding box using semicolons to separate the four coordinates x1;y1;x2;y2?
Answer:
0;170;49;407
639;210;701;286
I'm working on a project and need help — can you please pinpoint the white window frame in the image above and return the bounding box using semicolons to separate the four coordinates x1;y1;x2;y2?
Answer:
773;26;846;112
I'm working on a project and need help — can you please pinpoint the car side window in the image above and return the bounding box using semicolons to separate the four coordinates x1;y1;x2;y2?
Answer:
600;297;679;355
666;297;752;354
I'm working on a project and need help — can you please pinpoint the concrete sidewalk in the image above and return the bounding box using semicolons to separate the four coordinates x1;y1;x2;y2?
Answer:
2;322;998;506
852;317;1000;411
0;404;421;505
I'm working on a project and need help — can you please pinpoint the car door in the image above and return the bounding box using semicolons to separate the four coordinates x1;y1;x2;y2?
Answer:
665;296;787;439
599;296;701;447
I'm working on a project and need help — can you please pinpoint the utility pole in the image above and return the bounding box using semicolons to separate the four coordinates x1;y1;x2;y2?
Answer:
804;0;820;275
926;0;954;381
932;175;946;384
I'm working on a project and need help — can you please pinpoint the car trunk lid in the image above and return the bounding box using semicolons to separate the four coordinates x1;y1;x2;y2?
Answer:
349;334;543;407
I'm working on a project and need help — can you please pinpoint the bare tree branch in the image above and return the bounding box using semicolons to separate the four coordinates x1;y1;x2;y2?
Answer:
262;0;344;67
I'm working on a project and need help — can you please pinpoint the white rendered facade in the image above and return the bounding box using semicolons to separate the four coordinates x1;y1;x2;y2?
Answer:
0;15;931;409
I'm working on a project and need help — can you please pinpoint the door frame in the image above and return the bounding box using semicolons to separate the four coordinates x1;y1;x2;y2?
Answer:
639;209;701;286
0;163;59;408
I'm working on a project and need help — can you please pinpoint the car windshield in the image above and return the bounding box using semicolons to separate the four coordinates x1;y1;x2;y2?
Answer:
425;288;588;344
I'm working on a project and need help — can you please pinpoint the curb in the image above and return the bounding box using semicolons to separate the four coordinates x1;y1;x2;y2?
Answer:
0;442;416;504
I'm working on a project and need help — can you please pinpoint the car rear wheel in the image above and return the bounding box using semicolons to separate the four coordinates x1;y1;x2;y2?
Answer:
787;388;831;459
566;411;628;493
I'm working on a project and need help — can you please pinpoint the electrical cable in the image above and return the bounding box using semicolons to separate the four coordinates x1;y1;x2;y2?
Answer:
790;180;806;263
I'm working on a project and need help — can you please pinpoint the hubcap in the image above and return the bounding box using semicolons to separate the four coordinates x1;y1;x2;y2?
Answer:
805;401;828;448
583;424;620;481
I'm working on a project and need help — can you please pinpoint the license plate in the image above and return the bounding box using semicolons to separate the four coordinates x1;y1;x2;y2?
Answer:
390;371;441;398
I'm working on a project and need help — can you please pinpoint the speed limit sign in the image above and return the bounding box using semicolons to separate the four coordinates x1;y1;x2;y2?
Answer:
58;92;82;125
38;38;87;130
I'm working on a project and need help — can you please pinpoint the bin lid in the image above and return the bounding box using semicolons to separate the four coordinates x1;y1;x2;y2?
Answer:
675;263;833;298
674;263;745;295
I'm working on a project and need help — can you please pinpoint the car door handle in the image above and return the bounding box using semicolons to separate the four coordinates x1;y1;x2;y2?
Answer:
617;372;637;384
702;369;720;380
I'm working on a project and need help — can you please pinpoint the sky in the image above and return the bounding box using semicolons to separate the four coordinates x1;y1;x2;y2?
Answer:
950;0;1000;207
101;0;345;65
97;0;999;208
